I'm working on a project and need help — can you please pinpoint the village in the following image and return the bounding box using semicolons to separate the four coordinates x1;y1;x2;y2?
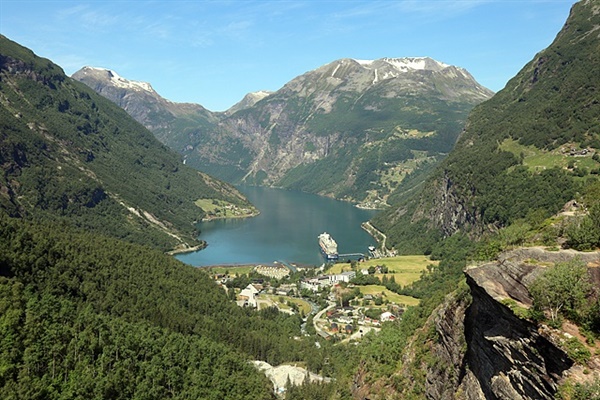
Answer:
207;255;432;343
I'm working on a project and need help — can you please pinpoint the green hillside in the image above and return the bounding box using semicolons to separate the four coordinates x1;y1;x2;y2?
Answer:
0;215;322;399
374;0;600;253
0;35;253;251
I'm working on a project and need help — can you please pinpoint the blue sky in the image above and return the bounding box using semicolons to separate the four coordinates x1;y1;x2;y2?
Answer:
1;0;574;111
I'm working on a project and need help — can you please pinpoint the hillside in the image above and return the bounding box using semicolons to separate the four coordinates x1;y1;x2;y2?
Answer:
0;213;322;399
373;0;600;253
74;57;493;205
71;66;220;152
0;35;254;251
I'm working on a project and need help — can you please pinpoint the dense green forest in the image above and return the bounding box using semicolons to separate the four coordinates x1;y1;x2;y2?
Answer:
0;214;333;398
0;35;252;251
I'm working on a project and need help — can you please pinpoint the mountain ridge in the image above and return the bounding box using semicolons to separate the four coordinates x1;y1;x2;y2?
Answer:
74;56;493;204
373;0;600;252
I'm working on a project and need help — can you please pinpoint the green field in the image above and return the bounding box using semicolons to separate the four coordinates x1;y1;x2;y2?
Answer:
195;198;257;219
264;294;312;315
500;138;600;172
359;285;420;306
331;255;436;287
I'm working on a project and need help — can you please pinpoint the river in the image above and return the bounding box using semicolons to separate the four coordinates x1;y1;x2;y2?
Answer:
176;186;379;267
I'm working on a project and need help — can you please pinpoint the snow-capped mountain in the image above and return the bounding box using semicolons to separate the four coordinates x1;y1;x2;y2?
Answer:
72;66;217;144
225;90;273;115
74;57;494;204
76;66;156;93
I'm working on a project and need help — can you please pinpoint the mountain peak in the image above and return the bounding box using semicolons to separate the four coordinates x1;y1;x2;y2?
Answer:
226;90;273;115
352;57;451;72
75;66;155;93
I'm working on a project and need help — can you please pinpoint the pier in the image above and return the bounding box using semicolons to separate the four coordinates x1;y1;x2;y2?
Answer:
337;253;366;260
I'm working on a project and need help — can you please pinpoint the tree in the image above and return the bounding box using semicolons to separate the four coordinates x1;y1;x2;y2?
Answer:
565;216;600;251
529;258;592;324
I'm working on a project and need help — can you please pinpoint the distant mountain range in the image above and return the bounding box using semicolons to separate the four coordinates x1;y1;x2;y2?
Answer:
74;56;493;205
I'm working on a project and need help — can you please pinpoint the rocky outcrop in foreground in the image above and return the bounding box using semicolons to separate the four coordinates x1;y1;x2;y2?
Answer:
428;248;600;399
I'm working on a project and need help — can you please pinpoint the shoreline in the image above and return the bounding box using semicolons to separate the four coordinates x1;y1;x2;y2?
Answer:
166;242;206;256
201;209;260;222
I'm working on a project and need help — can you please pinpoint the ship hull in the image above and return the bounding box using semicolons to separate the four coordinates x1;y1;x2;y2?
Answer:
318;232;339;260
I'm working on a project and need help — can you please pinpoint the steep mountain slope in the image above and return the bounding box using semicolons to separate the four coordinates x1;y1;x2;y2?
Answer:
0;35;252;251
75;57;493;205
216;57;494;204
374;0;600;253
72;66;220;159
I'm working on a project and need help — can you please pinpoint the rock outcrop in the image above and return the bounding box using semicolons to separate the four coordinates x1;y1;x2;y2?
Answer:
425;248;600;399
461;262;573;399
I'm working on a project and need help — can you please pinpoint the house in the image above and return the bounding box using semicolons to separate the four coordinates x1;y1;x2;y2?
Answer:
345;324;353;334
275;283;296;296
238;284;259;308
301;276;331;292
380;311;396;322
330;322;339;333
318;330;331;340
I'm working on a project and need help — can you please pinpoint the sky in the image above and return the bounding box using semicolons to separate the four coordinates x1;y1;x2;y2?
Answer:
1;0;575;112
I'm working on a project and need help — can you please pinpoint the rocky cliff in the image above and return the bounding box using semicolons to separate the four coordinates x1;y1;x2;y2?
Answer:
426;248;600;400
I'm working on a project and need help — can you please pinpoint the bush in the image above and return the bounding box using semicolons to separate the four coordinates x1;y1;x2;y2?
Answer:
563;337;592;364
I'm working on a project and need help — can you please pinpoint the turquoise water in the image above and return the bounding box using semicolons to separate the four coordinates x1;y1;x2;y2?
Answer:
176;186;378;267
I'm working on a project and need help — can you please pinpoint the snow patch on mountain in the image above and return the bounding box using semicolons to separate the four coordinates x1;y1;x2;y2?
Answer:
78;66;155;93
353;57;451;73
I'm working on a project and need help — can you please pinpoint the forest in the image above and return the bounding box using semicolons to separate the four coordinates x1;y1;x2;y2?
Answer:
0;214;331;398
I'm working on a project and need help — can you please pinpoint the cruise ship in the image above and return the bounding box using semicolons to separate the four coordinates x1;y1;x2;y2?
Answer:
318;232;339;260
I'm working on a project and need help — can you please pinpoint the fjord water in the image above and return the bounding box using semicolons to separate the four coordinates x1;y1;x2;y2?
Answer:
176;186;378;267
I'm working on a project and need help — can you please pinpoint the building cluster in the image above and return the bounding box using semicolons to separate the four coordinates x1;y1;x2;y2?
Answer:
300;271;356;292
318;305;402;340
254;264;290;279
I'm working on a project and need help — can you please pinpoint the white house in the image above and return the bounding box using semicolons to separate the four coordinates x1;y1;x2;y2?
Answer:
380;311;396;322
301;276;331;292
238;284;259;308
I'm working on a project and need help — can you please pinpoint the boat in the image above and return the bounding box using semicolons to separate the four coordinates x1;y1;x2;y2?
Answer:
318;232;339;260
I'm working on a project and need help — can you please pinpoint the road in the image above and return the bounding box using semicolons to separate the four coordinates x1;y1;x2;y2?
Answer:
313;301;336;336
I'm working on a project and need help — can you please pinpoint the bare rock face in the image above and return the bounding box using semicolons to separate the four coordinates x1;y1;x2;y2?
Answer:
426;254;579;400
425;290;471;399
463;263;573;400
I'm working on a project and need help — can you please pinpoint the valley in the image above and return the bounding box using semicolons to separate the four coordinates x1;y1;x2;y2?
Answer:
2;1;600;399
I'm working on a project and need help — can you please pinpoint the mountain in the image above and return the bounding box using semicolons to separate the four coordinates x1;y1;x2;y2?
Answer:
72;66;220;152
373;0;600;253
225;90;273;115
0;35;253;251
74;57;493;205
